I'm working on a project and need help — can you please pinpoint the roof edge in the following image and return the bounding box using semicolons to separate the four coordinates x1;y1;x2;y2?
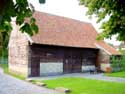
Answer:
24;33;34;44
35;11;92;25
95;43;111;55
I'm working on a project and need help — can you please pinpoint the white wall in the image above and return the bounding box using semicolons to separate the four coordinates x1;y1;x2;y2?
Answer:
82;65;95;72
40;62;63;76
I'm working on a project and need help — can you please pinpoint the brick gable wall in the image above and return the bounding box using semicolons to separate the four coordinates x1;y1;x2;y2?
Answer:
8;20;29;77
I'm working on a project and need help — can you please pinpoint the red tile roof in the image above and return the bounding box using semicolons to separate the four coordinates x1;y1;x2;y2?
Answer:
31;11;120;55
96;41;121;55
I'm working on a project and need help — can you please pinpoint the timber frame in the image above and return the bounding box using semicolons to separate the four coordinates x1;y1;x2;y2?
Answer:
29;44;99;77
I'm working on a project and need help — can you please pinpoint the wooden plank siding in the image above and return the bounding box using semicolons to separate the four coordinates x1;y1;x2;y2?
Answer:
29;44;99;77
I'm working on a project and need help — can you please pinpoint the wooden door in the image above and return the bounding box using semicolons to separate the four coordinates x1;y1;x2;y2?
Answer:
31;58;40;77
63;58;82;73
72;58;82;73
63;49;82;73
63;58;72;73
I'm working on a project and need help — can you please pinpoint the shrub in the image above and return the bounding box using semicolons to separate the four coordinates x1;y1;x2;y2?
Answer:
110;55;125;72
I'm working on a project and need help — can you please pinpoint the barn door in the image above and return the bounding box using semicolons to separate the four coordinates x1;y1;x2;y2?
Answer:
31;58;40;77
63;58;82;73
63;58;72;73
63;50;82;73
72;58;82;73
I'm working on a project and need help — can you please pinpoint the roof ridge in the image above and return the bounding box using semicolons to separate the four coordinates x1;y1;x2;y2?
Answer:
34;10;92;25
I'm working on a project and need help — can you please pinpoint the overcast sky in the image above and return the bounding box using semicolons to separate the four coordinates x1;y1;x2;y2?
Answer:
28;0;120;46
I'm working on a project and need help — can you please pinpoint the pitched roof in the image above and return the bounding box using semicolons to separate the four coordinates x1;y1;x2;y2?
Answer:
95;41;121;55
30;11;120;55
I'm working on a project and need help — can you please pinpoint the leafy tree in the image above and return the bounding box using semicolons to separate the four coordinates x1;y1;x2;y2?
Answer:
80;0;125;41
0;29;10;57
0;0;45;57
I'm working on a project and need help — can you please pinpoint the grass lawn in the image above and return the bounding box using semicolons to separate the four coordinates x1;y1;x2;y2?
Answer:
0;63;8;73
41;77;125;94
105;71;125;78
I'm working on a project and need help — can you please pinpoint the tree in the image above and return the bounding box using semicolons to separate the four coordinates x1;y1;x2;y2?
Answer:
0;29;10;57
0;0;45;57
80;0;125;41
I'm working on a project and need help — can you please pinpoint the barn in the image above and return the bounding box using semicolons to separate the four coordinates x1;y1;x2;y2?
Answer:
8;11;121;77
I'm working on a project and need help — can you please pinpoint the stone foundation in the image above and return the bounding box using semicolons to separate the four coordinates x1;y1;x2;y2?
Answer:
9;64;28;77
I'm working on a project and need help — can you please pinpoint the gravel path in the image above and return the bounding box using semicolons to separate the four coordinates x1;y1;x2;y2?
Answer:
0;67;3;73
83;73;125;82
1;67;125;94
0;68;61;94
30;73;125;82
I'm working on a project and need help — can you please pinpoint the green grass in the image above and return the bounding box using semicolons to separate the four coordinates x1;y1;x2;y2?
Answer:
0;63;8;73
7;71;26;80
41;77;125;94
105;71;125;78
0;63;26;80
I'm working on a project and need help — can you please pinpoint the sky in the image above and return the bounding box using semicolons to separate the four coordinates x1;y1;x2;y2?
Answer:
28;0;121;46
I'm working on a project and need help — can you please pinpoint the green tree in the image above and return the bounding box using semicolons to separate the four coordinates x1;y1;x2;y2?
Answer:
80;0;125;41
0;0;45;57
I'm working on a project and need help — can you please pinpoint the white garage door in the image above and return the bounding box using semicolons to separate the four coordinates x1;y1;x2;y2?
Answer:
40;62;63;76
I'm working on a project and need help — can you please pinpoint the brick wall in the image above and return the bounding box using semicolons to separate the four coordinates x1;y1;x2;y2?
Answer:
8;20;29;77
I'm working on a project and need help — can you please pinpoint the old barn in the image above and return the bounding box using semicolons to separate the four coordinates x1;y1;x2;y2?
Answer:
8;11;120;77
